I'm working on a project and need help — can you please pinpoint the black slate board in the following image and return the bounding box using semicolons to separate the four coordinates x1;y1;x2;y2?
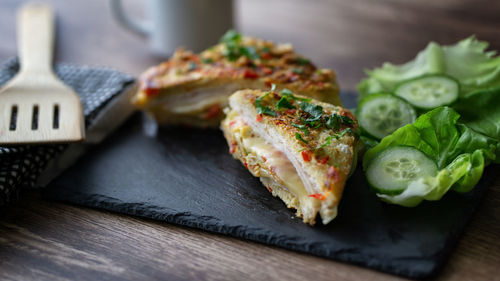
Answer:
43;93;498;279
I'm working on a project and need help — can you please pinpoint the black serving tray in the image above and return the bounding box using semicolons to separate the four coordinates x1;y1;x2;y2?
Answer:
43;92;498;279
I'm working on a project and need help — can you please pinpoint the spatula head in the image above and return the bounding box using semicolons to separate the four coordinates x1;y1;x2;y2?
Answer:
0;77;85;144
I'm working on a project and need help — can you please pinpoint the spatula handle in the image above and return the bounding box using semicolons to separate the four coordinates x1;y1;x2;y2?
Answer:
17;3;54;73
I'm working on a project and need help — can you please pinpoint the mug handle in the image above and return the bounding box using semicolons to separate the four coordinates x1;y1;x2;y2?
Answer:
110;0;151;37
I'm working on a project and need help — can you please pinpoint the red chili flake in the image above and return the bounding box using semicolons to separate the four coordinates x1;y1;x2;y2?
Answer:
243;69;259;79
262;67;273;75
229;120;237;127
244;161;249;170
301;150;312;162
261;156;267;162
261;53;272;60
267;186;273;193
308;193;326;201
316;155;330;164
204;103;222;119
256;114;263;122
143;87;160;97
285;109;296;115
265;81;272;87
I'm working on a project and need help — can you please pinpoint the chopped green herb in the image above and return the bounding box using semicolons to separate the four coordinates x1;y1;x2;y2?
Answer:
291;68;303;74
335;128;359;139
219;30;261;61
300;102;323;122
295;132;309;144
339;114;355;125
261;47;271;53
292;122;310;135
240;46;260;60
255;91;277;116
325;114;340;130
316;136;333;150
297;56;310;65
281;89;312;102
315;69;323;75
276;96;296;110
220;30;242;44
188;62;197;71
325;113;355;130
201;58;214;64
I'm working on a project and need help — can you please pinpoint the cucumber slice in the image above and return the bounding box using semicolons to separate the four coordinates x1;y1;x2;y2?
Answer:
395;75;459;110
357;93;416;139
366;146;438;195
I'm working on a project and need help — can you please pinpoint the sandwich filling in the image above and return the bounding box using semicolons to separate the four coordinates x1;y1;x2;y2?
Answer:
223;110;320;224
221;88;359;225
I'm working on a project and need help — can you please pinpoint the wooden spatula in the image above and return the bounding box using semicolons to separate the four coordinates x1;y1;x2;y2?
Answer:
0;3;85;144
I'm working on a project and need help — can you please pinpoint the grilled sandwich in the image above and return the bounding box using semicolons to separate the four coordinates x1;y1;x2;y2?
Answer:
221;88;359;225
132;30;341;127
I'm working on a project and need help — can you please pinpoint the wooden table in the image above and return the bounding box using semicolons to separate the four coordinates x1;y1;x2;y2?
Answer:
1;0;499;280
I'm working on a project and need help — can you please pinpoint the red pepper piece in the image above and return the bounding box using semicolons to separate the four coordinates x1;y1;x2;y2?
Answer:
260;53;272;60
243;69;259;79
256;114;263;122
301;150;312;162
143;87;160;97
308;193;326;200
316;155;330;164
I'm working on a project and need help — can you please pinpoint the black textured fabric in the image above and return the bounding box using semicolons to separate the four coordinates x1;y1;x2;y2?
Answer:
0;58;134;205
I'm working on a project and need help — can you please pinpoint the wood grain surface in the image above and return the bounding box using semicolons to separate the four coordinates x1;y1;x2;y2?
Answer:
0;0;499;280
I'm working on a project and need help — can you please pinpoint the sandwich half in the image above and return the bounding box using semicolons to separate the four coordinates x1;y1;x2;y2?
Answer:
132;30;341;127
221;88;359;225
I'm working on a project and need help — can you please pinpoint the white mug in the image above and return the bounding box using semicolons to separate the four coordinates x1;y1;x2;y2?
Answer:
110;0;234;56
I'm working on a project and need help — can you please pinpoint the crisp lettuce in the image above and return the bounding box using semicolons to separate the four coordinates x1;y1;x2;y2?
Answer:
357;36;500;98
453;86;500;163
363;107;497;207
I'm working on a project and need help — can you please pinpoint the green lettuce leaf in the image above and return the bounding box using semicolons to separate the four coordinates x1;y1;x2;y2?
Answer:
363;107;497;206
453;86;500;163
357;36;500;98
376;150;485;207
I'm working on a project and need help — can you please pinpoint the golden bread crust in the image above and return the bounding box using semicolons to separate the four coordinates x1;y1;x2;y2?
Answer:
133;34;341;127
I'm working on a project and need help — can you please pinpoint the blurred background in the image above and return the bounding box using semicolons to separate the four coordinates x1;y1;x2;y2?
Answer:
0;0;498;90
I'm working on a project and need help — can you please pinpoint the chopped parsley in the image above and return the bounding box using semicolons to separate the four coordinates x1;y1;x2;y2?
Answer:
276;96;296;110
220;29;242;44
254;85;277;116
325;113;355;130
300;102;324;124
220;30;261;61
261;47;271;53
240;46;260;60
291;68;303;74
316;136;332;150
334;128;359;139
292;122;310;136
201;58;214;64
281;89;311;102
295;132;309;144
325;114;340;130
297;56;310;65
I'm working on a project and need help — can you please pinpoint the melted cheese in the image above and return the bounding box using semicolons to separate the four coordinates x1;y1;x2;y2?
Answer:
164;85;242;114
243;136;309;200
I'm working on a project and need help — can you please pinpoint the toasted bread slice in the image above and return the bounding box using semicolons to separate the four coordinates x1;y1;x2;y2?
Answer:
132;31;341;127
221;88;359;225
